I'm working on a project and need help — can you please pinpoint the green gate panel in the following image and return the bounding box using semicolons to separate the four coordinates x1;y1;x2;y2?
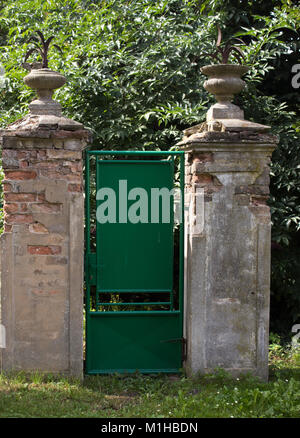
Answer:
96;161;174;292
86;312;182;374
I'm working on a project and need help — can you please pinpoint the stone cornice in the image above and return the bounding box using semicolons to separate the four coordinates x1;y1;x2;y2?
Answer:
177;130;278;154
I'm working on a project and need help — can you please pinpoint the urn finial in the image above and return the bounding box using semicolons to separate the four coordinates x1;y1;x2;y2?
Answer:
177;26;272;141
200;26;249;121
23;31;65;116
201;64;249;121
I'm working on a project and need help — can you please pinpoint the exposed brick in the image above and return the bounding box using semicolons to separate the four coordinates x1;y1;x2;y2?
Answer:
212;175;222;187
185;175;192;185
235;185;269;196
234;194;250;206
185;165;191;175
40;169;81;182
2;137;23;148
37;150;47;159
5;214;34;224
53;140;64;149
192;174;213;184
14;129;51;139
39;169;65;179
32;289;60;296
62;160;74;167
4;193;36;202
19;160;29;168
254;168;270;186
61;166;72;175
30;203;61;213
19;203;28;212
193;153;214;163
72;162;82;172
2;149;17;158
2;157;19;169
51;129;88;139
64;139;83;150
29;222;49;234
47;150;82;160
35;161;60;169
248;205;270;223
4;224;12;232
27;245;62;255
66;175;82;183
68;183;82;192
204;194;213;202
4;170;37;180
17;151;30;159
4;203;19;214
33;269;43;275
250;195;268;206
37;192;46;202
3;183;12;192
31;290;45;296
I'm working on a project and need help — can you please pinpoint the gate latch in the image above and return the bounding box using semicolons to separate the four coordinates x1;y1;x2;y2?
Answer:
161;337;187;361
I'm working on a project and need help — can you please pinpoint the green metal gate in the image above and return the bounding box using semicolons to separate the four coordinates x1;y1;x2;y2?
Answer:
85;150;184;374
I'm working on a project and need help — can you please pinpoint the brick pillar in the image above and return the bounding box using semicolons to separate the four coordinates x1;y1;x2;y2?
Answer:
0;66;90;376
180;129;278;381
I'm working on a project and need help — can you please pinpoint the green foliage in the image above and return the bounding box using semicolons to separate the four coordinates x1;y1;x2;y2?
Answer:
269;332;300;370
0;0;221;148
0;0;299;334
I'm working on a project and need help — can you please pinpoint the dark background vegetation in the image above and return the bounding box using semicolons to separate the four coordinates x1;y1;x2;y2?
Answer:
0;0;299;338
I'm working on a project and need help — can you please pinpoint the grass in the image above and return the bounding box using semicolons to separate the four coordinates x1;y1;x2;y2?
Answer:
0;342;299;418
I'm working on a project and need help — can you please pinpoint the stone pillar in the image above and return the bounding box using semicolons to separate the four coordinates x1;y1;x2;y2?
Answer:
0;66;89;376
180;64;278;381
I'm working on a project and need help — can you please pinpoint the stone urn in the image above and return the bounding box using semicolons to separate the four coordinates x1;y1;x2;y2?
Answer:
201;64;249;121
24;67;66;116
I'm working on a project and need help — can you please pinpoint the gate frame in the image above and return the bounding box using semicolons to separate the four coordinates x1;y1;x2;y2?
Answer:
84;150;185;374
